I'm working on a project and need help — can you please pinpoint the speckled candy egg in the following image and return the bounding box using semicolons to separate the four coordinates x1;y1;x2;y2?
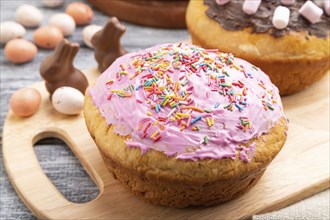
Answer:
10;88;42;117
42;0;64;8
33;26;63;49
4;39;38;64
65;2;94;25
49;13;76;36
15;4;43;27
52;87;84;115
82;24;102;48
0;21;26;44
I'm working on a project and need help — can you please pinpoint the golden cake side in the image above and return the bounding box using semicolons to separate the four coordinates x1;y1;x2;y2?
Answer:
84;90;287;207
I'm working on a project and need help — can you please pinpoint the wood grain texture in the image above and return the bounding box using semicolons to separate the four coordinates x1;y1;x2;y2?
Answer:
2;68;329;219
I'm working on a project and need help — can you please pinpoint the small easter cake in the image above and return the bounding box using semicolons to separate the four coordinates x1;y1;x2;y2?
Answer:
84;43;288;207
186;0;330;95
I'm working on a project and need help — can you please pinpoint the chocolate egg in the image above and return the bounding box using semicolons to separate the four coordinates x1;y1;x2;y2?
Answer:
65;2;94;25
52;87;84;115
49;13;76;36
4;39;37;64
0;21;26;44
15;4;43;27
33;26;63;49
10;88;41;117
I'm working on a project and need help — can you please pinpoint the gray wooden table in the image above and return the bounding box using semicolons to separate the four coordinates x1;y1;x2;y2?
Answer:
1;1;328;220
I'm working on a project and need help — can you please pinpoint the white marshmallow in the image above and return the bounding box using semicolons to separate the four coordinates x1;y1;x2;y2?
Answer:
272;6;290;29
215;0;231;6
298;1;323;24
15;4;43;27
280;0;295;5
324;0;330;16
82;24;102;49
49;13;76;36
242;0;262;15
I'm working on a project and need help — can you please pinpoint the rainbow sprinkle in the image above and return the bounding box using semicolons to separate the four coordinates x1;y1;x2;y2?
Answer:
103;43;279;145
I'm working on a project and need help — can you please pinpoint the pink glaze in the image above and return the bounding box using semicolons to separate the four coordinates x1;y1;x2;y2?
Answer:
89;43;286;161
238;143;256;163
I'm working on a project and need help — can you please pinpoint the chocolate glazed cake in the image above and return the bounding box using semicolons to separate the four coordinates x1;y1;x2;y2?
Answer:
186;0;330;95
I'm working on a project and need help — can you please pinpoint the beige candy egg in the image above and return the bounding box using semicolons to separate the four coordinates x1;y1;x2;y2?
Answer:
52;87;84;115
65;2;94;25
33;26;63;49
49;13;76;36
10;88;42;117
82;24;102;48
15;4;43;27
42;0;64;8
0;21;26;44
4;39;38;64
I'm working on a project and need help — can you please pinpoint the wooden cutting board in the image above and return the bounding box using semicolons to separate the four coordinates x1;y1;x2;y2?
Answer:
3;68;329;220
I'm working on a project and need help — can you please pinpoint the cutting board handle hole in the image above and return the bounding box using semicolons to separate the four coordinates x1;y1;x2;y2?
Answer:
34;137;100;203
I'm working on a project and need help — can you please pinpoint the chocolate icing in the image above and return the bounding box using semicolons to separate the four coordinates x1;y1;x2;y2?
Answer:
204;0;330;38
40;39;89;97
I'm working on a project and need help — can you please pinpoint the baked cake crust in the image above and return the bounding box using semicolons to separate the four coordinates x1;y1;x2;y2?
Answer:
84;92;287;207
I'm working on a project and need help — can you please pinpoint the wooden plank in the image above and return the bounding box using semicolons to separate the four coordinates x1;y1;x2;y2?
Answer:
2;68;329;219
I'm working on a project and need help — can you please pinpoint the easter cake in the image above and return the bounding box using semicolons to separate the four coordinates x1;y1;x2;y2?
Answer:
84;43;288;207
186;0;330;95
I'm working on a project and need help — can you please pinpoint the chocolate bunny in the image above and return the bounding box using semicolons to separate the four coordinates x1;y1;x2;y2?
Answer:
92;17;127;73
40;39;88;97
